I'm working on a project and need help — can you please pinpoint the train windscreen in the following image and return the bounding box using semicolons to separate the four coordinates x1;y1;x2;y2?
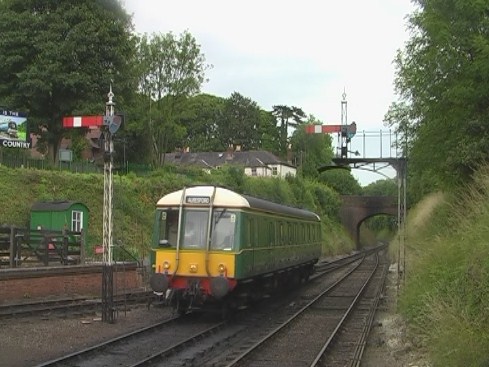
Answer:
182;209;209;249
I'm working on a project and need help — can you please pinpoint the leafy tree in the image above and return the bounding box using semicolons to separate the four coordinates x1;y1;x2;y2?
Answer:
135;31;211;164
257;110;281;154
177;93;280;154
308;181;341;220
363;178;398;196
387;0;489;190
177;94;225;152
319;169;362;195
0;0;137;163
290;115;334;179
272;105;306;157
115;93;153;164
218;92;261;150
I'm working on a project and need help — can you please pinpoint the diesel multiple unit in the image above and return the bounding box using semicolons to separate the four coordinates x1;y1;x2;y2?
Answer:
149;185;322;314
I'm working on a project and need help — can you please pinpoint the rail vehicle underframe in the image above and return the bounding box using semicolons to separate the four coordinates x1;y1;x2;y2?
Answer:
150;260;316;315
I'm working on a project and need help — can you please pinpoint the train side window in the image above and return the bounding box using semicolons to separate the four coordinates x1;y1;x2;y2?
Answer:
292;223;295;245
157;210;178;247
286;223;290;245
258;217;266;246
250;219;256;247
268;221;274;246
291;223;294;245
211;210;236;251
279;222;284;245
157;211;167;247
290;223;294;245
247;219;252;248
273;221;280;246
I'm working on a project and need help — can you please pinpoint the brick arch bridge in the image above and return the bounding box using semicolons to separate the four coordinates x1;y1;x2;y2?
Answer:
339;195;398;249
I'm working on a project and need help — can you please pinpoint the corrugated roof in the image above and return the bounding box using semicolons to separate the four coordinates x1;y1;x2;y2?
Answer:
31;201;86;212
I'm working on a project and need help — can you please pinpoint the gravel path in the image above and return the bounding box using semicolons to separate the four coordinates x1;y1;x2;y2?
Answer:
361;264;431;367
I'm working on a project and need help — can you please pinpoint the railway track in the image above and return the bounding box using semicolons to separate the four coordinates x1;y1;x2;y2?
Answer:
222;250;387;367
0;254;359;320
34;245;388;367
0;290;153;319
37;314;226;367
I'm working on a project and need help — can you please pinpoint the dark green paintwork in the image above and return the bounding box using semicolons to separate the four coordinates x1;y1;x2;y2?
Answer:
30;201;89;233
233;210;321;279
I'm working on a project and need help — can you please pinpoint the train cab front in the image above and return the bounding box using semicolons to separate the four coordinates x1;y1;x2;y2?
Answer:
150;256;237;311
150;194;238;313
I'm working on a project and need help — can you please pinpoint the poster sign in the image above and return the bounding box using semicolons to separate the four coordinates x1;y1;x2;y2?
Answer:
0;109;30;148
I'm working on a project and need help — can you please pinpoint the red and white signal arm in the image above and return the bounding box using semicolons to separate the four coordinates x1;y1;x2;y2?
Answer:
63;115;104;128
63;114;123;134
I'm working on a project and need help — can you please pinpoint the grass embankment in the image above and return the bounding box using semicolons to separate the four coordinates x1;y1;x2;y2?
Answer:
0;165;355;260
397;166;489;366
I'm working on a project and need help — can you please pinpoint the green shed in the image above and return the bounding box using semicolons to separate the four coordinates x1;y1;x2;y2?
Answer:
30;201;89;234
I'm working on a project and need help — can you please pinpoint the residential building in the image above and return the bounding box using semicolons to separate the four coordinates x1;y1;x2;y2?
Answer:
165;148;296;178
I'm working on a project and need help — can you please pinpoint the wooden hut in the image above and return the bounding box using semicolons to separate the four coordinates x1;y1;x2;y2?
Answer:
30;200;89;233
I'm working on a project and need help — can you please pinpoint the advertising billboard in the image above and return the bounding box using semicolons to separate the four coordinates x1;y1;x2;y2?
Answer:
0;109;30;148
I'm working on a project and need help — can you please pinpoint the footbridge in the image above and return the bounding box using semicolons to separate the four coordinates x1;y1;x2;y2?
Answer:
339;195;398;248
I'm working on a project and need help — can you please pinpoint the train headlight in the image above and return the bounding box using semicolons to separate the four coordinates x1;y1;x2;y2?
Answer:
218;263;226;274
189;264;198;273
163;261;171;270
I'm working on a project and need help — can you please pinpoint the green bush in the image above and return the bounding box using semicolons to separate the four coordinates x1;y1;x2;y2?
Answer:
0;165;354;261
399;165;489;366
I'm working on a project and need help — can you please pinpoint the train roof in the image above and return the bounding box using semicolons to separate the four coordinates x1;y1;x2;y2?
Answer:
156;185;320;221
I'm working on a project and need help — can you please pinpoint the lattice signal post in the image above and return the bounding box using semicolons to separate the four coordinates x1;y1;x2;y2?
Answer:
62;86;122;323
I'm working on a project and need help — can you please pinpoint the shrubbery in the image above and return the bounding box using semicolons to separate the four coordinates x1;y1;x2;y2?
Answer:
0;165;355;260
398;165;489;366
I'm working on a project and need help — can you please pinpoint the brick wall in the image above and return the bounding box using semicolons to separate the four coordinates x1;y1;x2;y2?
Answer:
0;264;147;303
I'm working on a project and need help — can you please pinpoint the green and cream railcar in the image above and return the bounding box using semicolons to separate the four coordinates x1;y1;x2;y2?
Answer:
149;185;322;313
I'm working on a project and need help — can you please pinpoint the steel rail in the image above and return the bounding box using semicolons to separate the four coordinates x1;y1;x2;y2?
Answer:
36;316;181;367
309;252;380;366
222;254;368;366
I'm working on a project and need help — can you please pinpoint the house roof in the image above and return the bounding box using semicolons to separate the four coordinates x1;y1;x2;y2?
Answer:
165;150;295;169
31;201;88;212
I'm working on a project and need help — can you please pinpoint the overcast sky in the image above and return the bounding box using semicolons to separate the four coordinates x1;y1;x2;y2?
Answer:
123;0;415;185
